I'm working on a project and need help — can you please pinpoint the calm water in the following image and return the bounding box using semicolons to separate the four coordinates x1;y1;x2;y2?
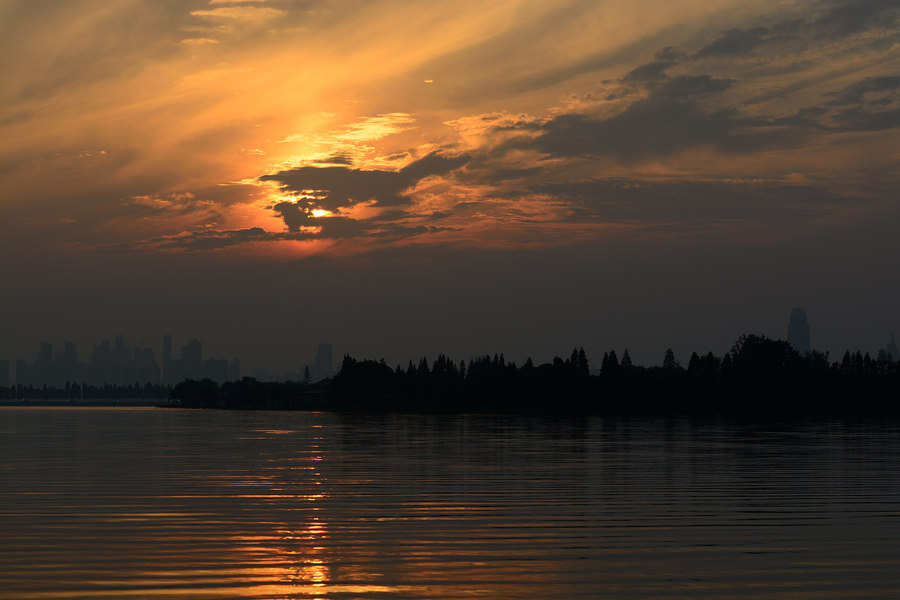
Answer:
2;408;900;599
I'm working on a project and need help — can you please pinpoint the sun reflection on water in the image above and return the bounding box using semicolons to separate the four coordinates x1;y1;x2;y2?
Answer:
223;424;363;597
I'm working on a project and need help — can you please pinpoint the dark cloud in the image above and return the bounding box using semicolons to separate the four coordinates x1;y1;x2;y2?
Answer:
817;76;900;131
272;201;314;231
398;152;469;181
139;216;458;251
271;201;367;238
620;46;684;84
314;216;368;239
533;178;848;226
832;105;900;132
145;227;295;251
692;1;899;62
259;151;469;212
487;4;900;165
262;166;410;210
827;75;900;105
369;224;457;238
814;0;900;38
694;26;772;58
323;152;353;165
527;75;771;161
622;56;678;83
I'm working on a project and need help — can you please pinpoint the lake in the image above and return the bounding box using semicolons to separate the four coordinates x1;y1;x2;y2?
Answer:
2;407;900;599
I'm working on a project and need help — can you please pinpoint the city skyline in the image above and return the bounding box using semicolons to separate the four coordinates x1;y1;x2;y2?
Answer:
3;315;898;387
2;333;335;387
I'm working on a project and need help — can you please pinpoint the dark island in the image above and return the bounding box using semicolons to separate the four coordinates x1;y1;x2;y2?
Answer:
161;335;900;416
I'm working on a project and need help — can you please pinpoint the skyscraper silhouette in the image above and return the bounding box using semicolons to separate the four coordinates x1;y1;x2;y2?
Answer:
182;339;202;380
163;334;172;385
886;332;898;361
787;307;811;355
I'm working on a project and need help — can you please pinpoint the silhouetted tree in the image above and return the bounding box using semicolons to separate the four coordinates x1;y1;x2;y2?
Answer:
171;378;219;408
687;352;701;376
417;357;430;376
603;350;619;376
663;348;680;372
841;350;853;374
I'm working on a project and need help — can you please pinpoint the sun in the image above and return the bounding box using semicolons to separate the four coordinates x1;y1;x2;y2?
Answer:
311;209;332;218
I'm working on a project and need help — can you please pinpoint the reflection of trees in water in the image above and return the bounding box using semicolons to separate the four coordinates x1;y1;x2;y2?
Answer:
311;414;598;594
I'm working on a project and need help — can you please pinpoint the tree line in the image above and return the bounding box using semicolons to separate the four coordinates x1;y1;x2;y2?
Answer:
0;381;172;402
164;335;900;415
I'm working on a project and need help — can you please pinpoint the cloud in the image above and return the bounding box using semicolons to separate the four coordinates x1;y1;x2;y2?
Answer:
7;0;899;261
126;192;207;213
180;38;220;46
190;7;284;22
523;75;775;161
813;0;900;38
694;26;772;58
261;167;414;211
270;203;366;237
259;151;470;212
478;3;900;166
131;226;318;251
532;177;850;228
132;216;458;251
622;47;683;82
693;0;900;62
826;75;900;134
324;153;353;165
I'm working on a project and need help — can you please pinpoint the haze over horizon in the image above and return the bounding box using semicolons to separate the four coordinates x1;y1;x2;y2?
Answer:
2;0;899;374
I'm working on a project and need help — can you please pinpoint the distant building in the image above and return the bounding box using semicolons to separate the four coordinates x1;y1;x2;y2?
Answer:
0;359;9;387
35;342;53;385
63;341;81;384
228;358;241;381
182;339;202;380
15;359;29;386
163;334;173;385
886;332;899;361
89;339;113;384
10;334;235;388
787;307;811;355
314;343;333;380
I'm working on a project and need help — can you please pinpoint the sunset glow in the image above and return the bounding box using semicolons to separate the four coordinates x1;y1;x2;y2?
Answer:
2;0;899;368
4;0;897;259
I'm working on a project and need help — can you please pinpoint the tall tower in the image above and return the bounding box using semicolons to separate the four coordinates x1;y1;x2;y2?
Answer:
787;307;811;355
162;334;172;384
63;341;78;383
886;332;898;361
183;339;202;380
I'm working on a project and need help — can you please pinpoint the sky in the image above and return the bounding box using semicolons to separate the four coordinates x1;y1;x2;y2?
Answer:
2;0;899;374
